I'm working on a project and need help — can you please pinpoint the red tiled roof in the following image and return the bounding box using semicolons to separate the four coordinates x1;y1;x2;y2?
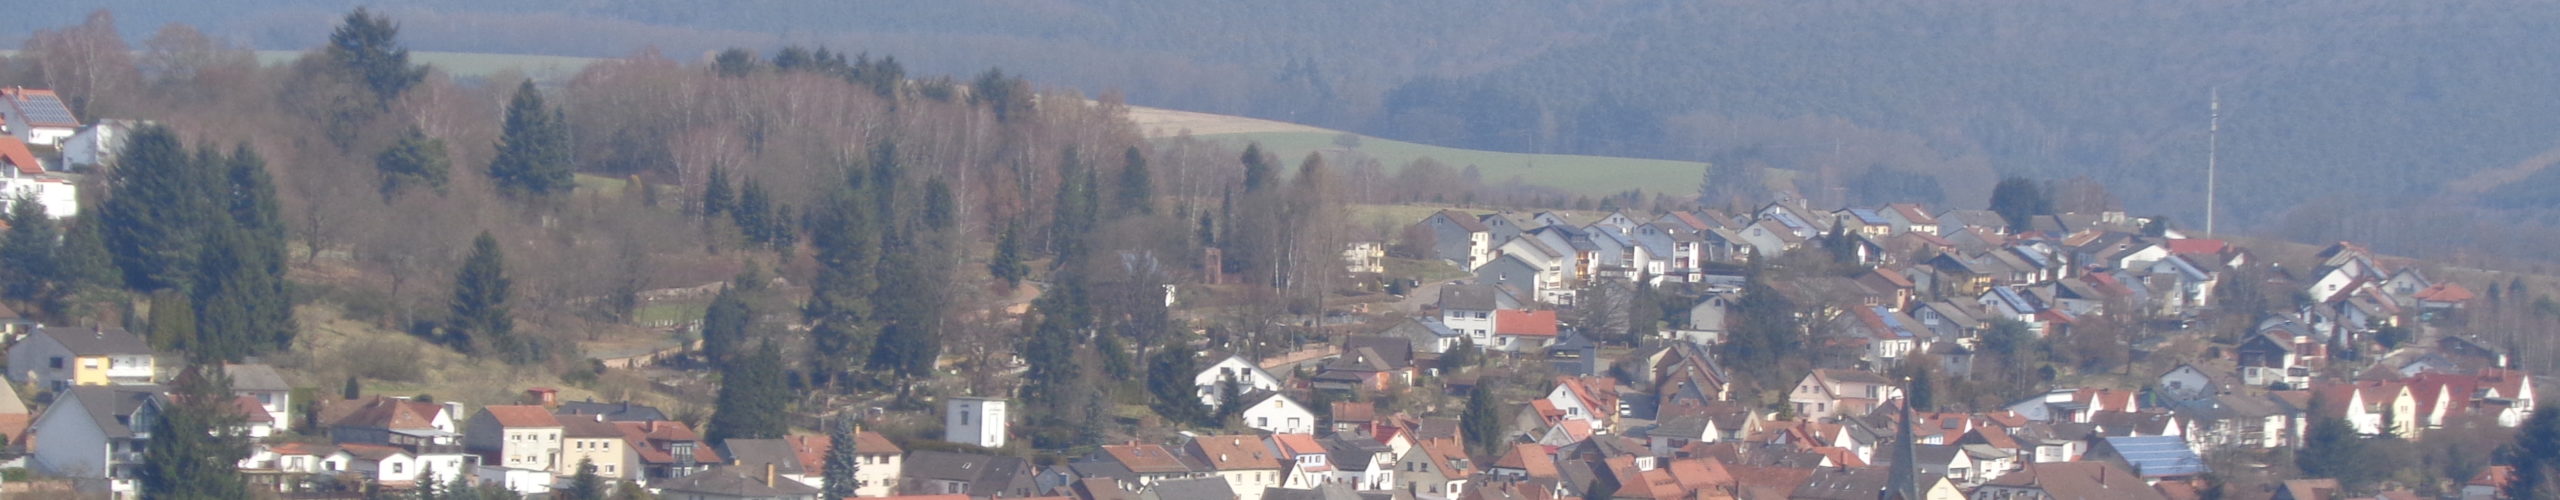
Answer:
1495;309;1558;337
1332;401;1375;422
2414;283;2476;303
1493;443;1560;479
615;420;718;465
481;405;562;428
0;138;39;176
2164;239;2226;255
1190;434;1281;471
326;396;445;431
1102;443;1191;473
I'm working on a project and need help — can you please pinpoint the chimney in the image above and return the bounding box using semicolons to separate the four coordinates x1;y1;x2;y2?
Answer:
764;463;777;487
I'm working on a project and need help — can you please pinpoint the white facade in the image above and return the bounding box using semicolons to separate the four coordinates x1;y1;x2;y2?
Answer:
945;397;1007;448
1194;356;1284;408
0;176;76;218
1242;393;1316;435
1441;307;1494;347
63;120;134;168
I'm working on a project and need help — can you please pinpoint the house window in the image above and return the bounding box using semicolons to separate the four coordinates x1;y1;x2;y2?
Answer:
48;357;61;369
1258;417;1270;427
961;412;972;425
393;463;404;474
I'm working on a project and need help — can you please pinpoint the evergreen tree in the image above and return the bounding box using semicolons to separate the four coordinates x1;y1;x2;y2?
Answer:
100;125;218;292
343;375;362;399
488;80;574;198
707;342;789;443
146;289;197;351
139;365;251;499
989;222;1028;287
0;193;59;305
324;8;426;103
734;176;774;245
1050;148;1094;263
699;283;751;366
1240;143;1274;193
1146;339;1209;426
1116;146;1154;215
868;236;945;379
1715;270;1800;388
805;175;880;387
376;127;451;198
58;215;119;290
449;232;521;361
1020;271;1088;421
2505;409;2560;498
1462;382;1504;458
923;177;956;230
191;223;267;361
712;49;760;77
222;144;295;351
1441;338;1480;373
701;165;734;217
822;414;864;498
562;459;606;500
2298;416;2386;493
1988;177;2052;233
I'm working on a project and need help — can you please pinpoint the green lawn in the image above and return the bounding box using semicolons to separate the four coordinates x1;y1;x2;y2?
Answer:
1177;131;1715;197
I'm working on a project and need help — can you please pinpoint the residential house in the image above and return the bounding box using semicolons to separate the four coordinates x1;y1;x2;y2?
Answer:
1393;439;1473;499
1439;284;1518;344
339;442;471;489
776;432;901;496
1970;461;2164;500
2167;394;2288;451
1883;204;1940;236
2465;466;2512;500
651;464;820;500
1195;356;1284;409
2003;388;2138;424
1474;255;1555;305
1789;369;1900;421
1790;467;1964;500
618;419;717;483
465;405;566;473
0;137;76;217
62;118;137;168
1677;292;1737;345
1545;376;1622;431
1490;309;1559;352
1418;210;1495;269
1344;241;1385;274
556;399;670;422
225;363;293;434
2082;435;2206;481
1378;317;1465;355
2237;332;2311;388
1268;434;1335;490
1191;434;1285;500
1142;477;1238;500
2156;363;2222;403
1242;392;1318;435
27;385;160;498
1320;432;1397;490
945;396;1009;449
322;396;461;451
1;87;80;146
7;325;156;390
559;415;628;479
1080;443;1204;491
903;450;1039;498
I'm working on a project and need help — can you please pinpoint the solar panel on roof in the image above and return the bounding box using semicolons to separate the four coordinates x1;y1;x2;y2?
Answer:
13;94;77;126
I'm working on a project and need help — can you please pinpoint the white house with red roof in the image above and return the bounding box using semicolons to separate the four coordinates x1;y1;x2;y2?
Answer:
1543;376;1621;431
0;87;79;147
1489;309;1558;352
0;137;75;218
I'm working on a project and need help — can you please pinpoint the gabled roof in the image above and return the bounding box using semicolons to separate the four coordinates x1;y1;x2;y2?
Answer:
53;384;162;439
1;88;78;128
2098;435;2206;477
326;396;446;431
480;405;562;428
30;325;152;356
1432;210;1491;232
1145;477;1236;500
2414;283;2476;303
652;465;820;496
1980;461;2165;500
1440;284;1504;311
1191;434;1282;471
1491;443;1560;479
557;399;670;422
1101;443;1193;474
0;138;38;175
722;438;806;476
616;420;719;465
559;414;624;439
222;364;291;392
1495;310;1558;337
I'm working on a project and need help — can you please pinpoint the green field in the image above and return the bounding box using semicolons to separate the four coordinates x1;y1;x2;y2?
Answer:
1178;131;1716;198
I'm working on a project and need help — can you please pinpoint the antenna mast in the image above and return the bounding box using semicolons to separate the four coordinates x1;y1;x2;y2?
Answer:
2206;87;2220;236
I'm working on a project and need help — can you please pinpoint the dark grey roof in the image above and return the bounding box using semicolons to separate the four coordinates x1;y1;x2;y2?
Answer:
1439;284;1502;311
1319;432;1391;469
720;438;805;476
35;326;151;356
57;384;164;439
907;450;1034;497
1262;483;1363;500
1143;477;1236;500
557;400;670;422
652;465;820;496
224;364;290;392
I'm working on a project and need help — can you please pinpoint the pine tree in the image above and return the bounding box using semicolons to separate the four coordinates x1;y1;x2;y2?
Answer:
562;459;606;500
1116;146;1154;215
990;222;1028;287
146;290;197;351
0;193;59;305
221;144;296;351
1240;143;1274;193
488;80;574;198
1020;274;1087;420
449;232;520;361
734;176;774;246
191;223;265;361
1051;148;1093;263
325;8;425;103
100;125;218;292
1441;337;1480;373
1988;177;2052;233
140;365;251;499
822;414;864;498
343;375;362;399
376;127;451;198
699;283;751;366
805;178;880;387
707;342;788;443
2505;409;2560;498
1462;382;1504;458
58;215;119;290
701;165;734;217
1147;339;1209;426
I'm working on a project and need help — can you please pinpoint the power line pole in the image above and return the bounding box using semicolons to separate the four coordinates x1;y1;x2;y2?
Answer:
2206;87;2221;236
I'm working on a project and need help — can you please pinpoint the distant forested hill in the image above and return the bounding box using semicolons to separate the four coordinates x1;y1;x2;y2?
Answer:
13;1;2560;237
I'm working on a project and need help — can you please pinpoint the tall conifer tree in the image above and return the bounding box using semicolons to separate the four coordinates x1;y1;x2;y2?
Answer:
489;80;574;198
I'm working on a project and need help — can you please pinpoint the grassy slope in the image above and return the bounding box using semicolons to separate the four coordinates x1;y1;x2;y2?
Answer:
1180;131;1713;197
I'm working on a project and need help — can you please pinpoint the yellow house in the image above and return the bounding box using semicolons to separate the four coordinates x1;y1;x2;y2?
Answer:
559;415;629;478
5;326;156;391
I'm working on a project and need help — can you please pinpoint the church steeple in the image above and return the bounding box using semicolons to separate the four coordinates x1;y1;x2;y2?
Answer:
1883;377;1920;500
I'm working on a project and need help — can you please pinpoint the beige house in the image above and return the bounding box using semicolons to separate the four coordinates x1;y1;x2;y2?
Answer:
465;405;565;473
559;414;627;478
